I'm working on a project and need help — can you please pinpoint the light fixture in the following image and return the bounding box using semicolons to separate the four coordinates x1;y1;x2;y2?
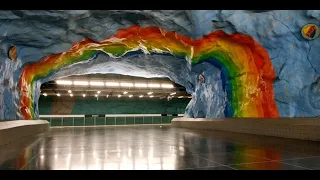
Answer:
94;94;98;97
178;96;183;98
82;94;86;97
43;93;48;96
123;91;128;94
105;82;120;86
56;80;72;85
170;92;176;95
68;90;72;93
97;91;101;94
139;95;144;98
128;95;133;98
73;81;89;85
134;83;148;87
70;94;73;97
90;81;105;86
106;95;109;98
120;82;134;87
118;95;122;98
161;84;174;88
149;95;154;98
56;93;61;97
147;92;153;95
148;83;161;88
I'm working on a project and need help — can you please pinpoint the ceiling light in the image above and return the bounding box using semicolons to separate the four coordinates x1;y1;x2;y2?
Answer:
120;82;134;87
43;93;48;96
148;83;161;88
128;95;133;98
105;82;120;86
147;92;153;95
106;95;109;98
170;92;176;95
70;94;73;97
82;94;86;97
56;93;61;97
178;96;183;98
134;83;148;87
94;94;98;97
68;90;72;93
56;80;73;85
118;95;122;98
73;81;89;85
161;84;174;88
97;91;101;94
139;95;144;98
123;91;128;94
149;95;154;98
188;96;192;98
90;81;105;86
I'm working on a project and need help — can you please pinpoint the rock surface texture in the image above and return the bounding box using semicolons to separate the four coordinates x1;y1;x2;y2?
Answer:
0;10;319;120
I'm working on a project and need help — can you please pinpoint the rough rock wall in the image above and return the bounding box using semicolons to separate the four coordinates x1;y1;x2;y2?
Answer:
0;10;319;120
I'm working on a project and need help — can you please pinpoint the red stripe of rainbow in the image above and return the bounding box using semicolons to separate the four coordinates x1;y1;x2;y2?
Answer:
19;26;279;120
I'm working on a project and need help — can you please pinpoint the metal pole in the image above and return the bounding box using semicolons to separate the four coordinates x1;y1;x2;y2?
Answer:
152;116;153;124
143;116;144;124
61;117;63;126
115;117;117;125
105;116;106;126
94;117;96;126
84;117;85;126
134;117;135;125
50;117;52;126
73;117;75;126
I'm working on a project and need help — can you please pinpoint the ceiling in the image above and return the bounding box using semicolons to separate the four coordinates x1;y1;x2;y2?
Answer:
40;73;191;99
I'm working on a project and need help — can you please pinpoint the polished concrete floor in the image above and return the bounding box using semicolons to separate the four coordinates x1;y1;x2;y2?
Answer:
0;125;320;170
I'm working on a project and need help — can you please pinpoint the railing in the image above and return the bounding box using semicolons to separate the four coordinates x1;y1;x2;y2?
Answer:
39;114;184;127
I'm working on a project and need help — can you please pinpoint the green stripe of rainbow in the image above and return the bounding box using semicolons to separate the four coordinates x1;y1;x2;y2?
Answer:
19;26;279;120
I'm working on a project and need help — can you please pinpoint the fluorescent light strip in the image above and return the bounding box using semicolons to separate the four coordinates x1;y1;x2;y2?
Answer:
135;83;148;87
170;92;176;95
73;81;89;85
148;83;161;88
147;92;153;95
178;96;183;98
161;84;174;88
43;93;48;96
90;81;105;86
105;82;120;86
120;82;134;87
56;80;73;85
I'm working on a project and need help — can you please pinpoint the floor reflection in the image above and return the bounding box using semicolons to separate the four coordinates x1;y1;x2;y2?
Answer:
1;125;319;170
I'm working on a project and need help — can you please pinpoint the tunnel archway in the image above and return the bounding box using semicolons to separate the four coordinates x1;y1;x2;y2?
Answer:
18;26;279;120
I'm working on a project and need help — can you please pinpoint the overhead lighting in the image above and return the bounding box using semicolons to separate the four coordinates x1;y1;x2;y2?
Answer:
97;91;101;94
134;83;148;88
178;96;183;98
120;82;134;87
90;81;105;86
43;93;48;96
139;95;144;98
73;81;89;86
56;80;72;85
148;83;161;88
188;96;192;98
170;92;176;95
147;92;153;95
105;82;119;86
70;94;73;97
82;94;86;97
68;90;72;93
149;95;154;98
106;95;109;98
56;93;61;97
128;95;133;98
161;84;174;88
94;94;98;97
123;91;128;94
118;95;122;98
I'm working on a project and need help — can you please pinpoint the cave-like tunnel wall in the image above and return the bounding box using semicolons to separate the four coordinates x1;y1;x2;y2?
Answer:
0;10;320;120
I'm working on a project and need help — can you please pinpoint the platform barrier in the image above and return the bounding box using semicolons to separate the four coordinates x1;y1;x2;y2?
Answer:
171;117;320;141
39;114;184;127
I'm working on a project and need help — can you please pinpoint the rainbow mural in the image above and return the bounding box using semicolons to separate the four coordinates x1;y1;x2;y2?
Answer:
19;26;279;120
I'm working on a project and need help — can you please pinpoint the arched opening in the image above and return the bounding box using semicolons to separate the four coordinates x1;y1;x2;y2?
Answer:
18;26;279;120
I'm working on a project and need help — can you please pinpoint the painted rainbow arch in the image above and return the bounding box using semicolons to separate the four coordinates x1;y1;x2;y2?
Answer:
19;26;279;120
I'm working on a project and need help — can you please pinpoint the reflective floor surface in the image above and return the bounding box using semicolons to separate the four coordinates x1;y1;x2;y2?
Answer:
0;125;320;170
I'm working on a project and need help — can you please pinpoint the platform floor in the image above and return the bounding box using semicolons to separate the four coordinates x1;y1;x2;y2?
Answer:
0;125;320;170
